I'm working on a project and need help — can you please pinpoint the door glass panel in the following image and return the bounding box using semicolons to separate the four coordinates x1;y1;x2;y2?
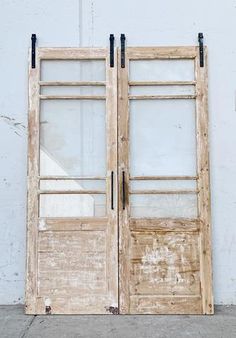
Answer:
41;60;106;81
40;100;106;177
41;86;106;96
39;194;106;217
129;99;196;176
129;60;194;82
130;194;198;218
129;85;195;96
130;180;196;191
40;179;106;191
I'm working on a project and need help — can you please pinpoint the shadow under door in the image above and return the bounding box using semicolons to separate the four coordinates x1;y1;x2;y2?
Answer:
26;46;213;314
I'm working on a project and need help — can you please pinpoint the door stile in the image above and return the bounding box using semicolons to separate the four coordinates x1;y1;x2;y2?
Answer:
105;48;118;308
118;49;131;314
195;47;214;314
25;48;40;314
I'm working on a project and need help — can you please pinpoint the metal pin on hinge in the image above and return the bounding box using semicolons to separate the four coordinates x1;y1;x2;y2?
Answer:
120;34;126;68
31;34;37;69
109;34;114;67
198;33;204;67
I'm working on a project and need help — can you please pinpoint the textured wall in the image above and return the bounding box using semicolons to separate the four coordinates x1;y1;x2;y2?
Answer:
0;0;236;304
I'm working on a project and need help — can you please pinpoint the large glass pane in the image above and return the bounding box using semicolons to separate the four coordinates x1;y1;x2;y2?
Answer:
40;100;106;177
41;86;106;96
41;60;106;82
39;194;106;217
130;194;198;218
129;100;196;176
129;60;194;82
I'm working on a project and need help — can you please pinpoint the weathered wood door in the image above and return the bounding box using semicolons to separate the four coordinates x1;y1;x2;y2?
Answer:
118;47;213;314
26;46;213;314
26;48;118;314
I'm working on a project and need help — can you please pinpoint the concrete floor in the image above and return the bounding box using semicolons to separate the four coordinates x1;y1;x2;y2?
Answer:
0;305;235;338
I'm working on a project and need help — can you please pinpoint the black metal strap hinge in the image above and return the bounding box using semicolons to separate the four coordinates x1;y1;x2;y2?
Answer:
31;34;37;69
120;34;126;68
198;33;204;67
109;34;114;67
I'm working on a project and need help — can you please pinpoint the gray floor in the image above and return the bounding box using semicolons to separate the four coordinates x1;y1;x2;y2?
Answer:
0;305;235;338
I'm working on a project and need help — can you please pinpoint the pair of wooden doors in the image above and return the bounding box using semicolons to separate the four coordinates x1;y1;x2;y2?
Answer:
26;45;213;314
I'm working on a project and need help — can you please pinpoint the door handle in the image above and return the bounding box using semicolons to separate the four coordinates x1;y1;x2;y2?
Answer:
122;171;126;210
111;171;114;210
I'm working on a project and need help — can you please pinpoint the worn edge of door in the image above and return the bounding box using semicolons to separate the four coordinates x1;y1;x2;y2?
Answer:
118;46;213;314
105;47;119;314
25;48;40;314
195;47;214;314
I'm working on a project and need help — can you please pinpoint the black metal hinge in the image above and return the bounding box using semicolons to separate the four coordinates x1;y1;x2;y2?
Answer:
198;33;204;67
31;34;37;69
120;34;126;68
109;34;114;67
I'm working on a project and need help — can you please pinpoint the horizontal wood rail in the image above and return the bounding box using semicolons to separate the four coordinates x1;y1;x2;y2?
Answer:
129;81;196;86
38;190;106;195
130;176;198;180
39;176;106;180
39;95;106;100
130;190;198;194
39;81;106;86
129;94;196;100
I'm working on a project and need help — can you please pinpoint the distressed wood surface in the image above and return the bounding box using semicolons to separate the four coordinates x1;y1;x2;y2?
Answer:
39;95;106;100
38;48;107;60
195;47;214;314
26;47;118;314
118;49;131;314
126;47;198;59
129;95;196;100
118;46;212;314
129;81;196;86
39;81;106;86
25;49;40;314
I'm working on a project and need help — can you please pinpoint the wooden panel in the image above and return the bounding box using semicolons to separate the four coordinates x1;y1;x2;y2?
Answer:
130;232;200;296
130;296;202;314
38;48;107;60
38;230;107;296
126;47;198;59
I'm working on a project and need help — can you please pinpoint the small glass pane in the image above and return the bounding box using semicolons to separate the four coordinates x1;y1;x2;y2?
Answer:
130;194;198;218
40;180;106;191
39;194;106;217
129;85;195;96
130;180;196;191
129;60;194;82
41;60;106;81
40;100;106;177
130;100;196;176
41;86;106;96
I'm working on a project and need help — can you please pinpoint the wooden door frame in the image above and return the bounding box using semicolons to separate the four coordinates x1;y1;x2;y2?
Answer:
118;46;213;314
26;47;118;314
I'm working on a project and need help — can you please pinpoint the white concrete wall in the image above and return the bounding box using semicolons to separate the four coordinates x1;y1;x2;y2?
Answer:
0;0;236;304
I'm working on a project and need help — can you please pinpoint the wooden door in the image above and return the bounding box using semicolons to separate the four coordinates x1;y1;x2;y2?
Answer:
118;47;213;314
26;48;118;314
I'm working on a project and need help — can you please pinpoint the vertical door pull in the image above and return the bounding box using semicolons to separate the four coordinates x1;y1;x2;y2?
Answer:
198;32;204;67
122;171;126;210
120;34;126;68
31;34;36;69
109;34;114;68
111;171;114;210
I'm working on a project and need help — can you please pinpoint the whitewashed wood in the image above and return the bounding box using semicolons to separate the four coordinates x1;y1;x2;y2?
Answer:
118;46;212;314
25;49;40;314
195;48;214;314
26;47;118;315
